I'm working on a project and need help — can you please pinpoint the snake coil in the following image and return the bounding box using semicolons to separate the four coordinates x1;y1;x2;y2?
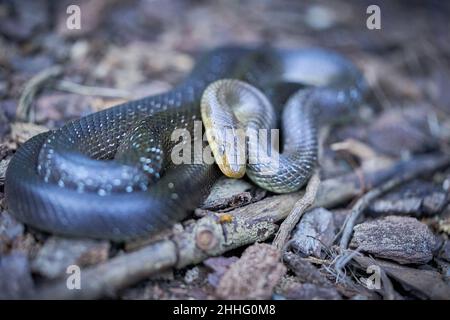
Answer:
5;47;366;241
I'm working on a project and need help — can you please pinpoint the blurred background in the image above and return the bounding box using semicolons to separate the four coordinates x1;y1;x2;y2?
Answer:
0;0;449;132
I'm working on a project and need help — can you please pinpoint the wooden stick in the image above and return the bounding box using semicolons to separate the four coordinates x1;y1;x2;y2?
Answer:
55;80;132;99
272;171;320;251
17;66;63;122
339;154;450;249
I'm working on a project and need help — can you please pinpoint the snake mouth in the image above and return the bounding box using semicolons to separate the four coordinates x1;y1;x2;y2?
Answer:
216;149;246;179
214;123;247;179
203;126;246;179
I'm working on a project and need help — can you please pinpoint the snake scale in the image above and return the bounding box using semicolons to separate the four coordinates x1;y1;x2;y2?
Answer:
5;46;366;241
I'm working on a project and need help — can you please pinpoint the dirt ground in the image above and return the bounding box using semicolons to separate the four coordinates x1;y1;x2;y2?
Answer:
0;0;449;300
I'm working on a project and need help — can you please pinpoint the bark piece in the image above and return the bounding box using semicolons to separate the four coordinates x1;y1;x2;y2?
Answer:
289;207;335;258
32;237;110;279
283;251;332;286
369;180;448;217
354;255;450;299
200;177;265;211
216;244;286;299
350;216;437;264
204;256;239;288
367;107;436;157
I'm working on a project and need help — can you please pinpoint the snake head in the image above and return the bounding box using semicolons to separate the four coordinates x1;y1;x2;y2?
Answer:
205;124;247;179
201;80;249;179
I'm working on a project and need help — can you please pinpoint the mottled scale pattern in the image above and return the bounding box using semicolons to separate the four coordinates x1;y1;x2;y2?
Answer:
5;46;367;240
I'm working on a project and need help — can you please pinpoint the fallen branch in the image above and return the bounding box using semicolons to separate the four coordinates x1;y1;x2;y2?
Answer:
338;154;450;249
353;255;450;299
16;67;132;124
17;66;63;122
55;80;132;99
34;154;450;299
272;171;320;251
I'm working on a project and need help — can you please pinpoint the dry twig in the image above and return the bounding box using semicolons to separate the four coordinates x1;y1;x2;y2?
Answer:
339;154;450;249
55;80;132;99
17;66;63;122
272;171;320;251
16;67;132;124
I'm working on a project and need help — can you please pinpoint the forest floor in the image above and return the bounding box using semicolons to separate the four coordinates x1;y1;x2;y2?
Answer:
0;0;449;299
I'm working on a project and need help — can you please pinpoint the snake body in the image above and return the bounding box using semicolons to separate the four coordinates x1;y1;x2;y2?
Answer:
5;47;366;241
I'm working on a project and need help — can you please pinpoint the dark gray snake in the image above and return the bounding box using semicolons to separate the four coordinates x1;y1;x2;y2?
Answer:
5;46;366;241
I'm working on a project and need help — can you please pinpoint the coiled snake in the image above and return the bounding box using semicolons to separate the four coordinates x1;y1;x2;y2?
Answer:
5;47;366;241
